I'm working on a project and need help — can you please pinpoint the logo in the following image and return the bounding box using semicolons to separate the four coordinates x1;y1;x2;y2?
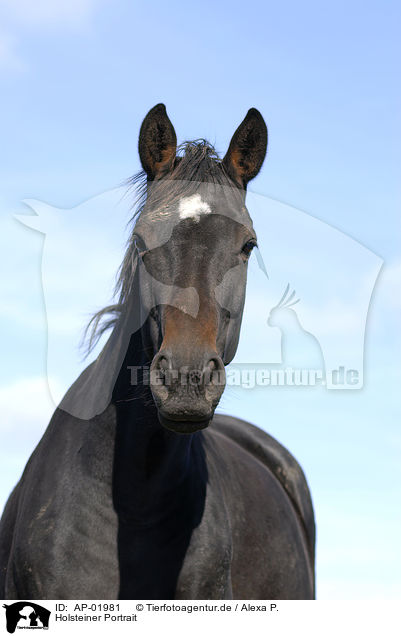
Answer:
2;603;50;633
15;185;383;419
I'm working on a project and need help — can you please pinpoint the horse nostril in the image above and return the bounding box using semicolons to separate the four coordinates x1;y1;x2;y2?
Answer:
203;356;225;387
152;352;173;388
159;356;170;371
153;351;172;371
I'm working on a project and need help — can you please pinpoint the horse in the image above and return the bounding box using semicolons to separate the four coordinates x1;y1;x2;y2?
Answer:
0;104;315;599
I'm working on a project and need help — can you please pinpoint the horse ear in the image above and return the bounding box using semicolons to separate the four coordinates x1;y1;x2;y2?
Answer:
138;104;177;180
223;108;268;188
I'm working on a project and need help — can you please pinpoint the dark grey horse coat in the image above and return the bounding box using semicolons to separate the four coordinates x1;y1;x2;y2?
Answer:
0;105;315;599
0;405;314;599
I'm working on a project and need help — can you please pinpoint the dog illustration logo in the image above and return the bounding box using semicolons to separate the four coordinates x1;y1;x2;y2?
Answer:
2;602;50;633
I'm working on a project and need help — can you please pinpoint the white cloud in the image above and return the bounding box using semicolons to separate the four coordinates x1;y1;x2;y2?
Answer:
0;0;101;28
0;298;45;329
0;0;103;73
0;376;57;439
0;31;24;71
0;376;60;512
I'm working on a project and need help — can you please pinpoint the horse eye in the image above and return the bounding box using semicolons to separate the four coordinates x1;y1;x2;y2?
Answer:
241;239;257;258
134;235;147;255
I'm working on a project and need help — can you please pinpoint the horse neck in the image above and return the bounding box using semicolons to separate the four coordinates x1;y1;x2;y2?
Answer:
112;326;204;524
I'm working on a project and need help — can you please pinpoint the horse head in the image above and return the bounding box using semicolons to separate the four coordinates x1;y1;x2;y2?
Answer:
129;104;267;432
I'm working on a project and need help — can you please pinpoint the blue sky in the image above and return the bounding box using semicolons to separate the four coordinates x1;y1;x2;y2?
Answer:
0;0;400;599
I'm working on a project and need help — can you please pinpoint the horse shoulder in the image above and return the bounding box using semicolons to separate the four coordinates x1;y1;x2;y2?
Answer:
0;484;21;597
209;414;315;573
2;405;119;598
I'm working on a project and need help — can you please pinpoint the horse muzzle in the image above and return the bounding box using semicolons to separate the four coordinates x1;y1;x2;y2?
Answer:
150;349;226;433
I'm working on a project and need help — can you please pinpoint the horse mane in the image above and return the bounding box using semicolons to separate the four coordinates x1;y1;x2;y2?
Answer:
83;139;234;355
